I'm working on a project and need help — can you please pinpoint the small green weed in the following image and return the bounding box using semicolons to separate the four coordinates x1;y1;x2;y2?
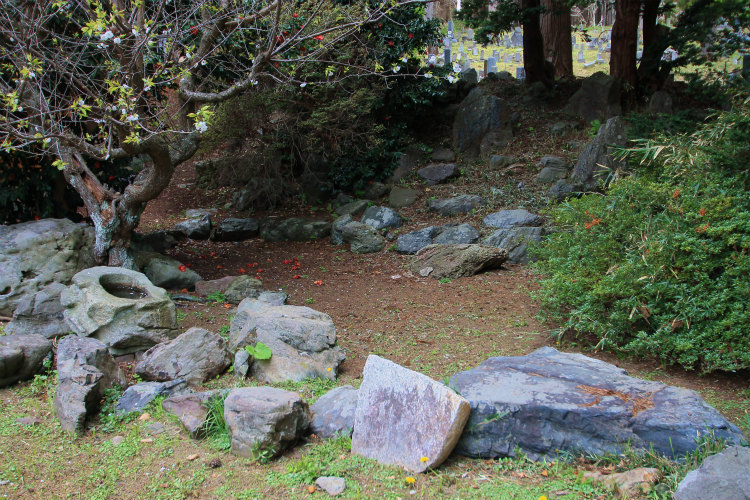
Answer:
206;291;227;303
98;386;137;433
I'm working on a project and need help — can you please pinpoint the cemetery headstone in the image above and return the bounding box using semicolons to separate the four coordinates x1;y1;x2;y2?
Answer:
578;50;585;63
444;49;452;67
448;20;454;32
516;67;525;80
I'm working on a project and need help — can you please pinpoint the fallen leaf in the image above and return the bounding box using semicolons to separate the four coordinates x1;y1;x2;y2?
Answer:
138;413;150;421
186;454;199;461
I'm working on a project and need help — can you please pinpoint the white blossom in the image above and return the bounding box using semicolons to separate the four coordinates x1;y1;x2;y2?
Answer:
447;74;458;84
300;82;307;88
125;114;139;122
195;121;208;133
392;65;400;73
453;63;461;73
100;30;114;41
113;37;121;45
424;71;433;79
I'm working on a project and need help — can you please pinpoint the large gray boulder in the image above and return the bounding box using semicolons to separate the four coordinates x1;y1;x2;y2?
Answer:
334;200;370;218
341;222;385;254
433;224;480;246
224;387;311;458
483;209;542;229
417;163;459;185
0;334;52;387
428;195;486;216
0;218;94;317
134;252;202;291
330;214;353;246
54;336;126;434
564;71;622;122
175;213;211;240
310;385;359;438
449;347;745;461
409;244;508;279
61;266;178;354
389;187;420;209
115;380;190;414
162;390;226;438
229;299;346;383
5;283;69;338
211;218;259;242
195;275;262;304
397;227;440;254
570;116;629;190
135;328;232;385
452;87;513;158
483;227;544;264
674;446;750;500
261;217;331;242
361;206;403;231
351;355;470;472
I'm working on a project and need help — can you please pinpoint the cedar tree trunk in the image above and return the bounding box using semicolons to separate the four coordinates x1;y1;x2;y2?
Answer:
541;0;574;78
522;0;554;87
610;0;640;87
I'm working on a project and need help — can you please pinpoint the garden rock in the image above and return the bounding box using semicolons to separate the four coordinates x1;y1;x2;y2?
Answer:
489;155;516;169
449;347;745;460
0;218;94;317
361;206;403;231
316;477;346;496
335;200;370;218
389;187;419;209
195;276;262;303
135;252;202;290
570;116;628;190
258;291;288;306
433;224;479;245
564;71;622;122
61;266;178;354
116;380;190;414
330;215;353;246
649;91;673;115
483;227;544;264
428;195;485;216
229;299;346;383
131;230;185;253
234;349;251;378
5;282;69;339
175;214;211;240
483;209;542;229
351;355;470;473
224;387;311;459
0;334;52;388
387;146;421;184
549;179;575;200
417;163;459;185
397;227;440;254
54;336;126;434
535;156;571;184
135;327;232;385
260;217;331;242
549;121;577;136
341;222;385;254
364;182;389;200
410;244;507;279
673;446;750;500
211;218;259;241
310;385;358;438
452;87;513;158
162;390;226;438
431;147;456;162
584;468;661;499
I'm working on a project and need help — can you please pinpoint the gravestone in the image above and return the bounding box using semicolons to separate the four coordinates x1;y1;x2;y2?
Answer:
448;20;454;32
516;67;525;80
444;49;451;67
596;52;605;64
513;52;521;63
473;47;478;56
487;57;497;74
578;50;585;63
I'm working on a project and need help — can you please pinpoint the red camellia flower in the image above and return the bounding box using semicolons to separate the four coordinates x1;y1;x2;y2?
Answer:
293;275;301;279
108;175;115;181
313;280;323;286
256;268;263;273
408;33;414;39
34;215;40;220
190;26;198;35
314;35;324;41
387;41;394;46
293;12;298;17
239;268;246;274
178;265;186;272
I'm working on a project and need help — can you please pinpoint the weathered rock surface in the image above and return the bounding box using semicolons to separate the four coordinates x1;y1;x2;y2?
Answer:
549;179;575;200
175;213;211;240
429;195;486;216
364;182;388;200
0;218;94;316
61;266;178;354
54;336;126;434
409;244;507;279
136;328;231;385
564;71;622;122
389;187;420;209
431;147;456;162
335;200;370;218
0;334;52;387
224;387;311;458
211;218;259;241
483;227;544;264
535;156;571;184
417;163;459;185
649;90;673;115
433;224;479;246
195;276;262;304
5;283;69;338
116;380;190;414
162;390;226;438
674;446;750;500
570;116;629;190
316;477;346;496
452;87;513;158
361;206;403;231
261;217;331;242
351;355;470;472
330;215;353;246
135;252;202;290
340;221;386;254
229;299;346;383
310;385;358;438
131;230;185;254
489;155;516;169
397;227;440;254
449;347;745;460
483;209;542;229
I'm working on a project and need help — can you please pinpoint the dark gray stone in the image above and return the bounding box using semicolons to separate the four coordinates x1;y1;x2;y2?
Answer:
224;276;263;304
361;206;403;231
397;227;440;254
136;327;232;385
233;349;251;378
483;227;544;264
310;385;358;438
449;347;746;461
0;218;94;317
212;218;259;242
483;209;542;229
341;222;386;254
489;155;516;169
535;156;571;185
564;71;622;122
434;224;479;245
135;252;202;291
674;446;750;500
330;215;353;246
571;116;628;190
0;334;51;387
5;283;69;339
131;230;185;253
175;214;211;240
364;182;389;200
431;147;456;162
418;163;459;185
452;87;513;158
387;146;422;184
549;122;577;136
649;91;673;115
115;380;190;414
389;187;420;209
429;195;486;216
258;291;288;306
335;200;370;218
224;387;311;458
409;244;508;279
260;218;331;242
549;179;575;200
316;477;346;496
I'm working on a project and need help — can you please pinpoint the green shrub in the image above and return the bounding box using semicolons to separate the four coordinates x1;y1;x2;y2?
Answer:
533;99;750;372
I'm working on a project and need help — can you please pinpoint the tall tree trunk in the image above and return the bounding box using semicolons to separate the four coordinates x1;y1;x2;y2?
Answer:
541;0;573;78
521;0;554;87
610;0;640;87
637;0;670;91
